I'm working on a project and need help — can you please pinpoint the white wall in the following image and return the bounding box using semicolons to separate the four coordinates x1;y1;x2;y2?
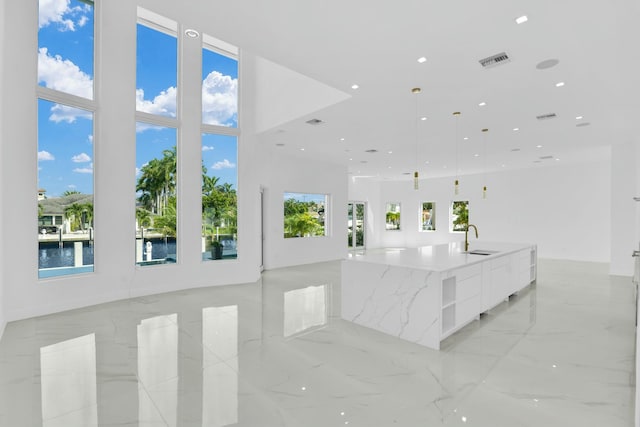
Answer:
0;1;263;323
350;156;612;263
0;0;5;339
260;149;348;269
611;142;639;276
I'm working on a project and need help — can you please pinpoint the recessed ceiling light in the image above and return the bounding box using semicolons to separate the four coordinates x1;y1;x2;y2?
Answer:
515;15;528;24
555;158;560;161
388;151;393;154
421;117;427;121
474;153;480;157
536;59;560;70
351;84;359;90
300;148;305;151
463;137;469;140
340;137;345;141
349;158;353;161
576;122;591;127
555;82;565;87
479;102;487;107
513;127;519;131
576;116;583;120
184;29;200;38
536;145;543;148
417;57;427;63
425;161;430;164
388;166;392;169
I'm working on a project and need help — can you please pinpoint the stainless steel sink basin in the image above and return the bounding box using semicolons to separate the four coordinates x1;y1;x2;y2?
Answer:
466;249;499;256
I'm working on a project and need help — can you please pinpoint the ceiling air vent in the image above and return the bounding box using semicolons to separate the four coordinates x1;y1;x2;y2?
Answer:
536;113;557;120
539;155;554;160
479;52;511;69
305;118;324;125
365;149;378;153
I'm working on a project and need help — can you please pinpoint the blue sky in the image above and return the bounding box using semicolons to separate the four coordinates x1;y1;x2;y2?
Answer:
37;0;238;197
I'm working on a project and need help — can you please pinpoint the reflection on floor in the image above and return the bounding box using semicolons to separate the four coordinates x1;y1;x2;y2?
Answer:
0;259;635;426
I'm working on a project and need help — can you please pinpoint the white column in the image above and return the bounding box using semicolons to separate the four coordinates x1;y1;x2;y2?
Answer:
74;242;83;268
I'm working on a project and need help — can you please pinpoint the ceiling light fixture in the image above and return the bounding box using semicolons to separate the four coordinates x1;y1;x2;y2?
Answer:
479;102;487;107
513;127;519;131
412;87;422;190
453;111;461;194
184;29;200;38
417;57;427;63
576;116;583;120
555;82;565;87
351;84;359;90
515;15;528;24
421;117;427;121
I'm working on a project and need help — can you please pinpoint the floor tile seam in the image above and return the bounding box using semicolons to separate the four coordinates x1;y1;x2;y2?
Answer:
135;377;172;427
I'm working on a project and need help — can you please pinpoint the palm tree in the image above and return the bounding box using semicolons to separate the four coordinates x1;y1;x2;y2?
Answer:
82;202;94;228
64;203;86;231
136;208;151;231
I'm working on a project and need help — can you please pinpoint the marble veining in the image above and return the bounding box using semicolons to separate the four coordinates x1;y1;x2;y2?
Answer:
0;259;636;426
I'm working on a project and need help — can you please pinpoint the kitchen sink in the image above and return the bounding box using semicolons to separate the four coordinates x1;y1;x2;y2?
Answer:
467;249;500;256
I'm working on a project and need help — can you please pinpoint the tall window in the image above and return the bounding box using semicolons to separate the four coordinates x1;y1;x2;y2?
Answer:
135;11;178;266
451;201;469;232
201;35;239;261
421;202;436;231
385;203;401;230
37;0;95;279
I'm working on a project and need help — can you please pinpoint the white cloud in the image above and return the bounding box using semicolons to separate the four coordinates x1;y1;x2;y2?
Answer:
71;152;91;163
49;103;93;123
135;122;166;134
202;146;215;152
211;159;236;170
73;162;93;174
202;71;238;126
87;135;93;143
38;151;55;161
67;184;76;189
39;0;72;29
39;0;89;31
136;88;177;118
38;48;93;102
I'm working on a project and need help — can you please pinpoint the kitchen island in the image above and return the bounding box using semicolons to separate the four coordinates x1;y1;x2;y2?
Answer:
341;242;536;350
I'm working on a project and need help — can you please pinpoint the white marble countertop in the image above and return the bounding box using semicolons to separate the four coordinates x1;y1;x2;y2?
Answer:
346;241;534;272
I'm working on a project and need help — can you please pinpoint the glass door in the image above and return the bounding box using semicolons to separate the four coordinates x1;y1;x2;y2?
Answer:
347;202;365;250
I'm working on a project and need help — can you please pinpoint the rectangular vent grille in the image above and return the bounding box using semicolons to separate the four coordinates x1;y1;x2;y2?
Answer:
539;155;554;160
305;118;324;125
536;113;557;120
479;52;510;68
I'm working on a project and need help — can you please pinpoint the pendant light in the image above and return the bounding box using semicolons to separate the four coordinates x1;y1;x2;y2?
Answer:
412;87;421;190
482;128;488;199
453;111;461;194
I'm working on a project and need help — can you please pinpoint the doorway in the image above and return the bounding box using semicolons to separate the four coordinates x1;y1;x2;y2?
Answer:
347;202;366;250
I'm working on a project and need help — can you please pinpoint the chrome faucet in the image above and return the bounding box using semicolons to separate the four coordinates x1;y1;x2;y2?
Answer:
465;224;478;252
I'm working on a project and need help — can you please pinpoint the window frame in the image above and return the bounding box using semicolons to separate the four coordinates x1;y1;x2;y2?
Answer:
36;0;98;279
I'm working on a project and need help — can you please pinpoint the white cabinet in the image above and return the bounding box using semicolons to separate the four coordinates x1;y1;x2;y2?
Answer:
441;264;482;337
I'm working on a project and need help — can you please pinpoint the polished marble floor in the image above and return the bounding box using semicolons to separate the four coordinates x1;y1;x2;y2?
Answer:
0;259;636;426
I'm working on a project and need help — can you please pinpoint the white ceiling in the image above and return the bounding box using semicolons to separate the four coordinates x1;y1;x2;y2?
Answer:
196;0;640;180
